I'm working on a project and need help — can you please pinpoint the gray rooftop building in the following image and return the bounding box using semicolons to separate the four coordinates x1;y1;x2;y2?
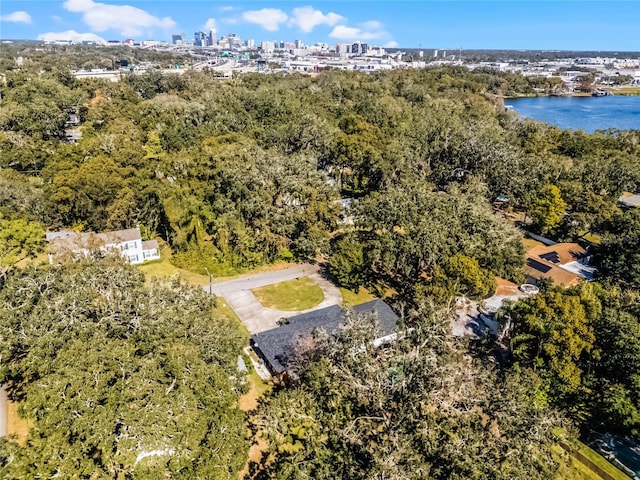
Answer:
251;300;399;375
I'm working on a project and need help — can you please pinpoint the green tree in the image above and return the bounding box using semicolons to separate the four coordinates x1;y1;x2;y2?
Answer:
528;184;567;235
596;209;640;288
329;233;367;291
250;312;569;480
0;259;248;478
0;217;44;273
506;283;599;407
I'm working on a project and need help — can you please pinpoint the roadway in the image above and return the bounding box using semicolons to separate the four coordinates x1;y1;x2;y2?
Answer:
204;264;343;334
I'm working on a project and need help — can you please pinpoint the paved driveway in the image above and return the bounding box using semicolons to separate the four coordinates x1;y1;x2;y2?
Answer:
204;264;343;334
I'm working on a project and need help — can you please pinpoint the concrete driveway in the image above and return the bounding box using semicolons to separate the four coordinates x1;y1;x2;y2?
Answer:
204;264;343;334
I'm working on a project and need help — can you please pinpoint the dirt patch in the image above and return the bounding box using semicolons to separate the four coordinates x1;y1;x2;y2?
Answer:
7;400;29;445
495;277;519;296
239;433;269;480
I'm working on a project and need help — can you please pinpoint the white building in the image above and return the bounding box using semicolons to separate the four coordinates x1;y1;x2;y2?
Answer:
47;227;160;265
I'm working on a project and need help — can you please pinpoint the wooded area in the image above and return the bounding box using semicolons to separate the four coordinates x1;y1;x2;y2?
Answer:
1;44;639;478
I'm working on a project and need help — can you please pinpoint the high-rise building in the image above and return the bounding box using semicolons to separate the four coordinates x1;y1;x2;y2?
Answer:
194;31;207;47
246;39;255;48
261;41;275;53
208;28;217;47
351;41;368;55
172;33;186;45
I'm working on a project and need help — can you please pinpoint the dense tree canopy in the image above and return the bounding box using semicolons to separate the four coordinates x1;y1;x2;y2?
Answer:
2;45;640;477
0;259;248;478
250;313;570;480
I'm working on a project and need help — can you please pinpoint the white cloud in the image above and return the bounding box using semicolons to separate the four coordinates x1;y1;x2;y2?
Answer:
204;18;216;31
242;8;288;32
218;6;235;12
0;11;32;24
329;23;387;41
52;15;63;23
361;20;383;30
37;30;105;42
384;41;398;48
63;0;175;37
288;6;344;33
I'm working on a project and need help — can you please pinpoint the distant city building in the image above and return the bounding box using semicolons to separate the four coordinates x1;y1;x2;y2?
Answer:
336;43;351;55
194;31;207;47
208;28;217;47
351;41;368;55
261;41;275;53
172;33;186;45
246;39;255;48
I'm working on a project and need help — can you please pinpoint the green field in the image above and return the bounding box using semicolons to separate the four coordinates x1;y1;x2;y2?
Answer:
137;248;210;285
340;286;376;306
552;441;633;480
252;277;324;311
577;442;632;480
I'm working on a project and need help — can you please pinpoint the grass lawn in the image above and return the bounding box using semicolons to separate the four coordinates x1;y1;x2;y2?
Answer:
252;277;324;311
340;286;376;306
522;237;545;252
138;248;210;286
553;444;604;480
607;86;640;96
577;442;632;480
6;399;29;445
239;371;272;412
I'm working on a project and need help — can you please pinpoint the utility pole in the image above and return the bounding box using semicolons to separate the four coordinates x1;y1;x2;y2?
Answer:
204;267;213;295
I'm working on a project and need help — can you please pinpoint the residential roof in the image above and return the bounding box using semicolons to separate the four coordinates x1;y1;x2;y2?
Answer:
141;239;159;250
251;300;399;375
526;243;587;265
525;242;591;287
50;227;142;252
618;193;640;208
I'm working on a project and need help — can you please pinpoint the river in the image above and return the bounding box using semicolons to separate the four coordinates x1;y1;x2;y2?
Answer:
504;95;640;133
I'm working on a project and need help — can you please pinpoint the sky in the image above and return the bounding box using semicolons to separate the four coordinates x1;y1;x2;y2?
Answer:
1;1;639;51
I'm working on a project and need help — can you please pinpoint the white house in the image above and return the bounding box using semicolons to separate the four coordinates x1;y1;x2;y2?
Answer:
47;227;160;265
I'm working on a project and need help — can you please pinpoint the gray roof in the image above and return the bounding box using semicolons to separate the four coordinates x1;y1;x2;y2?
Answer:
619;194;640;208
251;300;399;375
50;227;141;252
141;239;159;250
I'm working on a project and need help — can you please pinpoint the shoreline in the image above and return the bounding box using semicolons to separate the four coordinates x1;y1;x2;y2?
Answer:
503;88;640;100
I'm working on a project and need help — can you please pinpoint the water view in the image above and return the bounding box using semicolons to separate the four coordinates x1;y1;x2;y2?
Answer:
505;95;640;133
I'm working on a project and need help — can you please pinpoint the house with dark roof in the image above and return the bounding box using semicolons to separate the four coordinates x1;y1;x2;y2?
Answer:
47;227;160;265
250;300;399;376
525;242;596;287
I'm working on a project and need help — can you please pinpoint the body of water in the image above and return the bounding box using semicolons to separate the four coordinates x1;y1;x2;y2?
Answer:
504;95;640;133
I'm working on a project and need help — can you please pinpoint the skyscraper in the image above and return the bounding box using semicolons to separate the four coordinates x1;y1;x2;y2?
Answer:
172;33;186;45
194;31;207;47
209;29;217;47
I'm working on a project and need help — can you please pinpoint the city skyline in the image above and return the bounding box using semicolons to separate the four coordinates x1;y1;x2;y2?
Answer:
1;1;639;51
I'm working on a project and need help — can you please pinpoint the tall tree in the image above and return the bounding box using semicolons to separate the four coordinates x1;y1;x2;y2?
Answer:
0;259;248;478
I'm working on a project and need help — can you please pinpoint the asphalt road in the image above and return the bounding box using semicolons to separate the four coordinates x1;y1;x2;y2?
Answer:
205;264;317;296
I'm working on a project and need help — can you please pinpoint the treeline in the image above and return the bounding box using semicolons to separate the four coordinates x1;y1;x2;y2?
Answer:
0;43;191;73
2;60;639;277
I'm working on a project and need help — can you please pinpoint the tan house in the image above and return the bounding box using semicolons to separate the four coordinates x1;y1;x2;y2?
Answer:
525;242;596;287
